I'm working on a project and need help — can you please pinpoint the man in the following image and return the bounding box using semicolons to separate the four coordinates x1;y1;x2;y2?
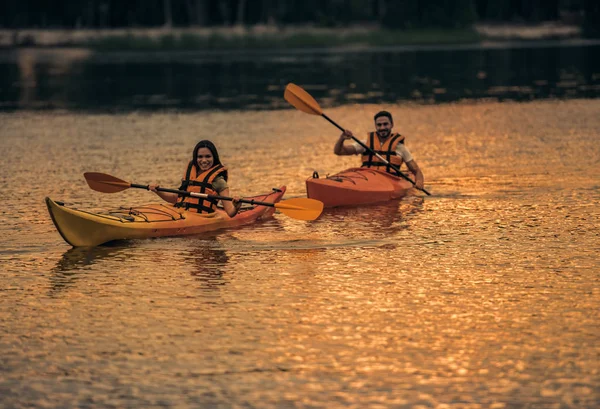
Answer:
333;111;425;190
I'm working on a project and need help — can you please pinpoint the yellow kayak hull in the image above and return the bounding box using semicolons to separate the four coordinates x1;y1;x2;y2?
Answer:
46;187;286;247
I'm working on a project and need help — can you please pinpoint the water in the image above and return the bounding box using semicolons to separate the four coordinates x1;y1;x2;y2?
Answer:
1;45;599;408
0;42;599;111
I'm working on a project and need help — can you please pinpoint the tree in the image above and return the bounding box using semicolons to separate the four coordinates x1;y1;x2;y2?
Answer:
484;0;512;21
185;0;209;26
382;0;420;28
164;0;173;27
260;0;277;25
451;0;478;27
235;0;247;25
583;0;600;37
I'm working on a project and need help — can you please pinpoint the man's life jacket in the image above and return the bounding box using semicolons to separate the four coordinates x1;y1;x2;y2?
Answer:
175;162;227;213
361;132;405;175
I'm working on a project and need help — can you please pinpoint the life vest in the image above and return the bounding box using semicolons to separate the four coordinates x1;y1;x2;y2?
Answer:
361;132;405;175
175;162;227;213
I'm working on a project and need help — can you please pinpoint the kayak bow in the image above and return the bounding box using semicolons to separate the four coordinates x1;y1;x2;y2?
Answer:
306;168;412;208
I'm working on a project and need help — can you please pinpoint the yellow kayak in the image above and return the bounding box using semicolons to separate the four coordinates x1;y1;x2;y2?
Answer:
46;187;286;247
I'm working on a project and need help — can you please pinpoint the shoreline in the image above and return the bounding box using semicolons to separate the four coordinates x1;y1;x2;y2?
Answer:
0;22;584;51
2;39;599;65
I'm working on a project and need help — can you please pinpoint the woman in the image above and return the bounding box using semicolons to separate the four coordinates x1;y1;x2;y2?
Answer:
150;140;241;217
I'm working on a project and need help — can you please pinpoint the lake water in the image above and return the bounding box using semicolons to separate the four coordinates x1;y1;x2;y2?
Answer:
1;42;599;111
0;44;599;408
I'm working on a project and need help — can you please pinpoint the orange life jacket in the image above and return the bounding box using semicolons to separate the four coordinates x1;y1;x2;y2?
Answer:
361;132;405;175
175;162;227;213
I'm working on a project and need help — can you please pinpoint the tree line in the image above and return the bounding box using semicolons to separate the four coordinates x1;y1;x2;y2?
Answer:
1;0;597;31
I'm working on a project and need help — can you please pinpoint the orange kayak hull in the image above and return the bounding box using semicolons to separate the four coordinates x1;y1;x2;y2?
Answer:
306;168;412;208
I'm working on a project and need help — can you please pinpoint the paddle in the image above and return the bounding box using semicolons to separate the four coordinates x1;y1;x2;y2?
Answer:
284;83;431;196
83;172;323;221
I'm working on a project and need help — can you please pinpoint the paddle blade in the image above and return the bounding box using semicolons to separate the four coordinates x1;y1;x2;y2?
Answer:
84;172;131;193
284;83;323;116
274;198;324;221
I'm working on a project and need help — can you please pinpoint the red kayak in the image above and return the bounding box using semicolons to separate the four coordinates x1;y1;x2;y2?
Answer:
306;168;413;208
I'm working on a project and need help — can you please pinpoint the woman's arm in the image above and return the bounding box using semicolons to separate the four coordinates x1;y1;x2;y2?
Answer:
218;187;241;217
149;185;179;204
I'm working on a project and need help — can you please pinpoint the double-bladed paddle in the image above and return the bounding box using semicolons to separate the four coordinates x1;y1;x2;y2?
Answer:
284;83;431;196
83;172;323;221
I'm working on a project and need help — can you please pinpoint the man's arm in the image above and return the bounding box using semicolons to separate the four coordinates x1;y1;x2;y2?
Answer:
334;130;358;156
405;160;424;190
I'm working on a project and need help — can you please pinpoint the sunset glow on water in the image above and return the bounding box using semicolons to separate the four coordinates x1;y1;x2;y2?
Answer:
1;97;598;407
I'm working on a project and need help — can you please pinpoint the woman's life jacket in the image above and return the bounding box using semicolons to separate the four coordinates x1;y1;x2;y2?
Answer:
175;162;227;213
360;132;405;175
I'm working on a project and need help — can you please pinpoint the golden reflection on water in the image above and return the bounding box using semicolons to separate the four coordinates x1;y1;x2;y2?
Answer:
0;100;599;407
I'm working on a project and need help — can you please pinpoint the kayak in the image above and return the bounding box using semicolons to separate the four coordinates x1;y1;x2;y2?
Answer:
46;187;286;247
306;168;412;208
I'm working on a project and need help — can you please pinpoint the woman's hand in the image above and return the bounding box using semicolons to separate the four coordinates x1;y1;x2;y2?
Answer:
232;197;242;213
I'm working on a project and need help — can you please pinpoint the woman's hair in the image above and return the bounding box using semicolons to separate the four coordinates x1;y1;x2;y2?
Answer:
191;140;228;180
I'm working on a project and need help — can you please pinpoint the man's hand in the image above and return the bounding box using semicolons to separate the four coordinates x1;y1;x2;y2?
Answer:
340;129;354;140
335;129;357;156
406;160;425;191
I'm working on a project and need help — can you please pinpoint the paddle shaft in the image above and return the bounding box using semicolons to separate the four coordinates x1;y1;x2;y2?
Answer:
323;113;431;196
131;184;277;207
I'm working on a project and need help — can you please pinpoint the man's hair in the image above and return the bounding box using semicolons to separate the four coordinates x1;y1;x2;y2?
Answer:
374;111;393;123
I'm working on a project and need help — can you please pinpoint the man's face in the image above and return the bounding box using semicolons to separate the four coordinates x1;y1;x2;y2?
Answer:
375;117;393;139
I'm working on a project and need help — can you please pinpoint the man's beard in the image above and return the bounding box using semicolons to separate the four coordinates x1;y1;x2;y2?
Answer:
377;130;390;138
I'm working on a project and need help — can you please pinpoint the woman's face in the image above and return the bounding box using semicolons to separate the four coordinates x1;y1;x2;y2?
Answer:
196;147;214;171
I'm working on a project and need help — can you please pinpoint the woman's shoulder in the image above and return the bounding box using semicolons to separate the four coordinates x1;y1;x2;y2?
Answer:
212;175;229;193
